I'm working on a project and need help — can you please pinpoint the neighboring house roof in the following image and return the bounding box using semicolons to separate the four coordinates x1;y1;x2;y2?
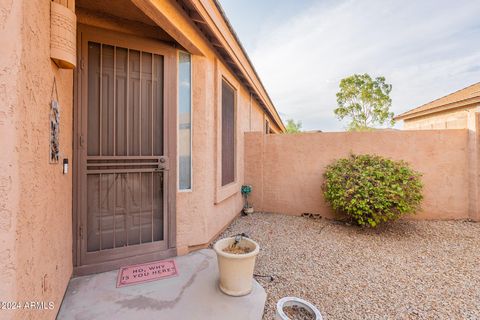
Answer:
395;82;480;121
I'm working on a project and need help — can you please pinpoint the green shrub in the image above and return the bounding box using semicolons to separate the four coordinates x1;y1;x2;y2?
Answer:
323;154;423;227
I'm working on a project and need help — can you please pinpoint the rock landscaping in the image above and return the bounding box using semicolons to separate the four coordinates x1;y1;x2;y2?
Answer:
215;213;480;319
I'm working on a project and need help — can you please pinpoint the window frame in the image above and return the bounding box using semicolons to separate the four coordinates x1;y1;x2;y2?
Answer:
220;78;236;187
215;65;240;204
177;50;193;192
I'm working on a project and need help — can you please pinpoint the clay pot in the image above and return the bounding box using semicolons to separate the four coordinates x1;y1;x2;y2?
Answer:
213;236;259;296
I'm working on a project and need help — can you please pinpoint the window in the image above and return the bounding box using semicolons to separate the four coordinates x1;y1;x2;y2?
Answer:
221;79;235;186
178;52;191;190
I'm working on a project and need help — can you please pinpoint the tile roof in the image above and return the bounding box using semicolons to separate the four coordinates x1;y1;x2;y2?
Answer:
395;82;480;120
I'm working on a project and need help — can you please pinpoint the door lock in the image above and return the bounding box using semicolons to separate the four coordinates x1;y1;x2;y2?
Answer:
157;156;168;171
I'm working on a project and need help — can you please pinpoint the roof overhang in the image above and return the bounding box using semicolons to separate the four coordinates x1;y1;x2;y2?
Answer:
131;0;285;132
131;0;205;55
395;96;480;121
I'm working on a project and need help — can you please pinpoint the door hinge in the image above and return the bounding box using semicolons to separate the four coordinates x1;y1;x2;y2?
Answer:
79;134;85;148
79;226;83;240
80;58;85;70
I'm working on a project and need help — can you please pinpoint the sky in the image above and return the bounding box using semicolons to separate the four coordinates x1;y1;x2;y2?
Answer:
218;0;480;131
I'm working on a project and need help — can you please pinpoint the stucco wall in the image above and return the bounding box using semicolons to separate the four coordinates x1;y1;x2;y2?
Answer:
148;2;280;253
245;130;475;221
0;1;74;319
0;0;23;313
403;106;480;130
176;46;269;253
75;0;281;256
0;0;278;317
96;0;286;254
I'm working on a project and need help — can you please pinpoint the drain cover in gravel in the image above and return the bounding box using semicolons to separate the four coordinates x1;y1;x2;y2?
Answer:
116;259;178;287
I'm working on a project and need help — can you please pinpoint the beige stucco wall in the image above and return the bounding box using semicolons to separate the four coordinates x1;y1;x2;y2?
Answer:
176;47;271;253
0;0;74;319
402;108;480;222
0;0;22;313
88;0;284;254
251;101;267;132
403;106;480;130
139;0;281;253
245;130;475;221
0;0;277;317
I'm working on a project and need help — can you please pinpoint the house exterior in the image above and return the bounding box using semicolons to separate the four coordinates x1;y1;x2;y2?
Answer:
0;0;284;318
395;82;480;130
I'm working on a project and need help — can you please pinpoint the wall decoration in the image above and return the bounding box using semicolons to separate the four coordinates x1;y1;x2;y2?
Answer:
50;1;76;69
50;78;60;164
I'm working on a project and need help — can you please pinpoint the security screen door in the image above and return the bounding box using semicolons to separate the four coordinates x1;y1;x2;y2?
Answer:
76;27;176;270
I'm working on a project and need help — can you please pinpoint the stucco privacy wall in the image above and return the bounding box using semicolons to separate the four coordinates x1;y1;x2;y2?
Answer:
0;1;74;319
245;130;476;220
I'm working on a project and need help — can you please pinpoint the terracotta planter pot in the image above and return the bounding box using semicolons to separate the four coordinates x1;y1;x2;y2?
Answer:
213;236;260;296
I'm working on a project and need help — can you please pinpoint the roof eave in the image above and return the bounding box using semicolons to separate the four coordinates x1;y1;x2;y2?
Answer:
179;0;285;132
395;96;480;121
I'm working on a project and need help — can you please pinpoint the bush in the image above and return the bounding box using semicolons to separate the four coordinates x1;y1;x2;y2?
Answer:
323;154;423;227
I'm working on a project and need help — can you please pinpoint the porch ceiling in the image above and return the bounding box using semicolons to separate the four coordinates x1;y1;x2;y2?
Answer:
75;0;285;132
76;0;176;44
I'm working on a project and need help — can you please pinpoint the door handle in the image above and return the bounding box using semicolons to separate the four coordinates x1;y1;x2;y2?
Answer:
157;156;169;171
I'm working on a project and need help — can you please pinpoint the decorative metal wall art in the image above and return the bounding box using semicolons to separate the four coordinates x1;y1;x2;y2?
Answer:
50;78;60;164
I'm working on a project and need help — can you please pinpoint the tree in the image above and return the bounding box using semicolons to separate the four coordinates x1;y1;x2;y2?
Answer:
334;74;394;131
285;119;302;133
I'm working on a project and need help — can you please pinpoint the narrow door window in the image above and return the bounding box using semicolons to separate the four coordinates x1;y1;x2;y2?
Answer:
178;52;192;190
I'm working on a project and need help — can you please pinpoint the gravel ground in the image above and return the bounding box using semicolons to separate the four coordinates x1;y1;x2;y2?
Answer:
214;213;480;320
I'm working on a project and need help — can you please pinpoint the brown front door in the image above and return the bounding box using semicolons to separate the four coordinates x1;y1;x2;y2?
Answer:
74;26;177;274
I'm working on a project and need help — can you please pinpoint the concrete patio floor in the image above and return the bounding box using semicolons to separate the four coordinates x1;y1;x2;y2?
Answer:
58;249;266;320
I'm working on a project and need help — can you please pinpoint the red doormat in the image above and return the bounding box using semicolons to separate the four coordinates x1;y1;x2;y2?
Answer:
116;259;179;287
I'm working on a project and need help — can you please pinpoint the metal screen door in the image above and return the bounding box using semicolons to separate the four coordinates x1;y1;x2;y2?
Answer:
75;27;177;272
